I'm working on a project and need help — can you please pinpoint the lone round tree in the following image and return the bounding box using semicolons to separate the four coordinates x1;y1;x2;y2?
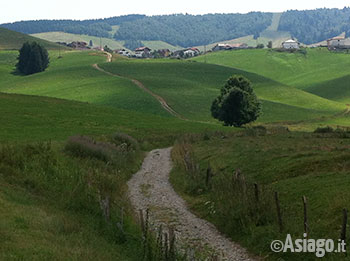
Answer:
16;42;49;75
211;75;261;127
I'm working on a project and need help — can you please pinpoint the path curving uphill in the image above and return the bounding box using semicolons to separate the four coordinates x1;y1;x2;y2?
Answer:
92;63;187;120
128;148;256;260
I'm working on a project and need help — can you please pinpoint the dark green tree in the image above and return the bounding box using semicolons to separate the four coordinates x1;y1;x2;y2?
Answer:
16;42;49;75
211;75;261;127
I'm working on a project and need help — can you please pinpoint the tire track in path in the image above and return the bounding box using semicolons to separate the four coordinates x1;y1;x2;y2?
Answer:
92;63;187;120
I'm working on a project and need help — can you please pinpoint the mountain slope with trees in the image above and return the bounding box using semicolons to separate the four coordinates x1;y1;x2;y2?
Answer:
114;13;273;47
2;8;350;48
0;15;145;38
278;8;350;44
1;13;273;47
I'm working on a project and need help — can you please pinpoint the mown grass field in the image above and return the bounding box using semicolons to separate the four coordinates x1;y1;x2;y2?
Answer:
31;31;181;51
31;31;127;50
99;59;345;126
194;48;350;104
0;50;170;117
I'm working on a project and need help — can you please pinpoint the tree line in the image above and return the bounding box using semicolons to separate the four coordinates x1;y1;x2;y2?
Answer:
4;9;350;47
0;15;145;37
1;13;272;47
279;8;350;44
114;13;272;47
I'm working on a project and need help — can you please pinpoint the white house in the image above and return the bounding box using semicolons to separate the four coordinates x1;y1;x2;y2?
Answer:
183;48;200;57
282;39;300;49
327;37;350;50
134;47;151;58
116;49;130;57
212;43;248;51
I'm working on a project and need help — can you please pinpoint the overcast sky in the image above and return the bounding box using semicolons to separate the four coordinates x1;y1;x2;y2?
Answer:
1;0;349;24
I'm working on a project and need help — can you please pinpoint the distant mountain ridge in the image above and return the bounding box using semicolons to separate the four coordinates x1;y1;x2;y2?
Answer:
1;8;350;47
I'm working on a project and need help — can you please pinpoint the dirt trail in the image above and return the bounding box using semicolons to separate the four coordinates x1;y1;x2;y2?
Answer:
92;63;187;120
128;148;256;260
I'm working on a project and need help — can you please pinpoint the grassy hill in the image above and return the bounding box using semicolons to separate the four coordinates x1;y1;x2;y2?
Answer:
141;40;181;51
2;29;350;260
0;50;170;117
193;48;350;104
0;50;225;260
0;27;63;50
31;32;182;51
99;59;345;126
31;31;127;50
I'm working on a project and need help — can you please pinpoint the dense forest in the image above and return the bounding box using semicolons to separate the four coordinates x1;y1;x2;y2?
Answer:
2;8;350;47
0;13;272;47
114;13;272;47
0;15;145;38
279;8;350;44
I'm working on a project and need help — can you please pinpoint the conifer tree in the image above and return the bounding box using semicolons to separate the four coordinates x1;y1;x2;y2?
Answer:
16;42;49;75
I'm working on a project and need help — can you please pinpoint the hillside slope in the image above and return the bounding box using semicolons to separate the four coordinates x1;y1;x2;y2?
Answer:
31;31;127;50
194;48;350;103
99;59;345;124
0;27;63;50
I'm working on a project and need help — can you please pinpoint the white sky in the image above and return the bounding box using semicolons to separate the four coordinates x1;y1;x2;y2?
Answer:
1;0;349;24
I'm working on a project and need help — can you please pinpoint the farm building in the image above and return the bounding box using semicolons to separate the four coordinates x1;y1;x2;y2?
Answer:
134;47;151;58
282;39;300;49
116;49;130;57
158;49;171;57
212;43;248;51
327;37;350;50
183;48;200;57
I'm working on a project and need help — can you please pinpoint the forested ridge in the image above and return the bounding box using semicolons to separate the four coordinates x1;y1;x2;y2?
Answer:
0;15;145;38
279;8;350;44
1;13;272;47
114;13;272;47
2;8;350;47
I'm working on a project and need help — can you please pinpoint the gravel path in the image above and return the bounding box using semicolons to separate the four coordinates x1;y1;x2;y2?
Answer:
128;148;256;260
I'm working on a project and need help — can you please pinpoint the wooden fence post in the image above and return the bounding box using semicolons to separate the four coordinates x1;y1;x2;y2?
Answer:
164;232;169;260
206;165;212;188
168;226;176;260
274;192;283;232
302;196;308;236
139;209;145;234
254;183;259;203
139;209;146;259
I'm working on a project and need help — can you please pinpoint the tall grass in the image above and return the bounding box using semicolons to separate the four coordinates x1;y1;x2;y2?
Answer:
170;130;350;260
0;136;144;258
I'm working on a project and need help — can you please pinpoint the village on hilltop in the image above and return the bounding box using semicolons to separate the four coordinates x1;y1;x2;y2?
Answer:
56;34;350;59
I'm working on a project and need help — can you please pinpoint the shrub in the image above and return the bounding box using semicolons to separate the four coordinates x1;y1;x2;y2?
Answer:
110;132;140;152
64;135;120;163
314;126;334;133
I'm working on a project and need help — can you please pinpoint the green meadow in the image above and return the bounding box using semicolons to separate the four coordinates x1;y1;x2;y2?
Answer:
0;27;63;50
1;28;350;260
99;59;345;126
193;48;350;103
